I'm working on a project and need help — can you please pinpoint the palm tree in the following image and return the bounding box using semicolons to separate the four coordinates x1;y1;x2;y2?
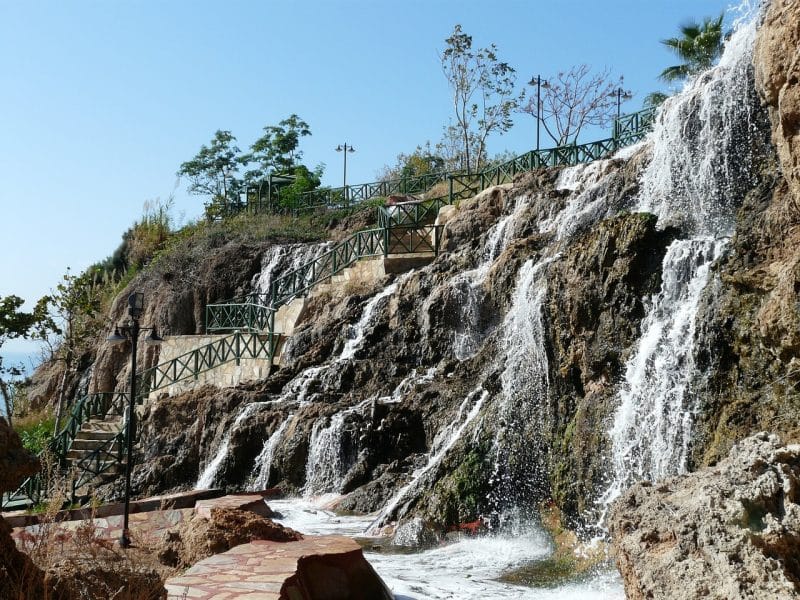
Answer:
659;15;725;83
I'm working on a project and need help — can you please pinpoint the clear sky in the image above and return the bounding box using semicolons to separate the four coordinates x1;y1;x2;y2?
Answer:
0;0;734;357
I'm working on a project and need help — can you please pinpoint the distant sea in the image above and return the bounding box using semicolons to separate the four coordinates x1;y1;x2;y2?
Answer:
0;350;39;417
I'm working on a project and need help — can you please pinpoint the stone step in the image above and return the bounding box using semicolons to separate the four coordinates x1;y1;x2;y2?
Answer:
75;429;119;441
69;438;121;452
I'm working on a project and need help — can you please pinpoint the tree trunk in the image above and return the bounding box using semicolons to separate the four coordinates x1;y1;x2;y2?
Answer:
0;379;13;426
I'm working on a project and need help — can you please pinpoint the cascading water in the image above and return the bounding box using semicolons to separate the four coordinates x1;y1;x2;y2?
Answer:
454;195;531;360
600;5;767;517
248;414;292;491
368;386;488;533
196;402;267;489
252;242;331;296
599;239;727;511
489;256;557;512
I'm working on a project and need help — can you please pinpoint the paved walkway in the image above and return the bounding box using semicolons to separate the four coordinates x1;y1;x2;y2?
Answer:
164;535;369;599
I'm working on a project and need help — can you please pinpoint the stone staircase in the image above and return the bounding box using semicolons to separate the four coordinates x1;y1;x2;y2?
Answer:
65;417;126;498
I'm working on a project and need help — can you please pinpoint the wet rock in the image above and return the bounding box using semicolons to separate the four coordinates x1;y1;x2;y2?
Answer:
392;517;441;548
157;506;301;569
609;433;800;599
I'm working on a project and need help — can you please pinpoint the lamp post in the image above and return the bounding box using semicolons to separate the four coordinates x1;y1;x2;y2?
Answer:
107;292;162;548
527;76;549;150
612;87;633;139
335;143;355;205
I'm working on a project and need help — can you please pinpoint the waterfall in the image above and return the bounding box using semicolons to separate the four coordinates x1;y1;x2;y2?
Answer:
368;387;488;533
454;196;531;360
303;398;373;496
636;7;763;237
599;239;727;511
340;277;405;361
196;402;266;489
489;256;557;511
248;414;292;491
252;242;331;296
600;5;765;517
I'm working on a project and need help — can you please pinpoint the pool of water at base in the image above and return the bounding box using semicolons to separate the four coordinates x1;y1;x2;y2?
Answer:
267;497;625;600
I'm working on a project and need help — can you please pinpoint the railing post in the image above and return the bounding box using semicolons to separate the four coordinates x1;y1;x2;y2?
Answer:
194;350;199;381
235;330;241;366
448;175;454;204
383;226;389;258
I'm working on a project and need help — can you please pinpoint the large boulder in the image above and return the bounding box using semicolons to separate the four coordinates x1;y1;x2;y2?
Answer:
0;417;46;599
609;433;800;599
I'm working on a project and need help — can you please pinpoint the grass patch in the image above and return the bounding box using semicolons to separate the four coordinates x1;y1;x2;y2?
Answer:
14;410;55;454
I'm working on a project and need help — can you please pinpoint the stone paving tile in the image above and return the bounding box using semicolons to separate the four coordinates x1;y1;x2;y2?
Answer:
165;535;362;599
195;494;274;520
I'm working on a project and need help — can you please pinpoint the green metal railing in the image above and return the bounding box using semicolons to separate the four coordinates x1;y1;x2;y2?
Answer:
2;327;279;509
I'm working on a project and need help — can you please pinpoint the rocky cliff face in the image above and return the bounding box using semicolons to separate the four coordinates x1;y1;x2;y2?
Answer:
691;0;800;466
26;2;800;578
609;433;800;599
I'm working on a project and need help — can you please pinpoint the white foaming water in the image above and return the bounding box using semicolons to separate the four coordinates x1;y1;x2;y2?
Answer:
252;242;331;296
600;4;763;521
600;239;727;514
340;277;406;361
636;7;762;237
248;414;292;491
196;402;266;489
303;398;375;496
368;387;488;533
543;159;621;241
267;497;624;600
454;196;531;360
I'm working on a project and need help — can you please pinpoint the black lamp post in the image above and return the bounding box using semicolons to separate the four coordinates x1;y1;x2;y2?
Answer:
528;76;549;150
107;292;162;548
615;87;633;121
335;143;355;204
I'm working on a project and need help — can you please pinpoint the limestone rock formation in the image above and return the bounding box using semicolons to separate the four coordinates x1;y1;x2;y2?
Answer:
157;506;301;569
609;433;800;600
755;0;800;207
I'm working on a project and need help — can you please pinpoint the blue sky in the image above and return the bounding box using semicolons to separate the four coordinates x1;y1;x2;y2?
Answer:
0;0;733;358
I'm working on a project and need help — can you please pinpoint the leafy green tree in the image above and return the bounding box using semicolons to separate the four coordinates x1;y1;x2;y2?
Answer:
440;24;521;173
659;15;725;83
178;130;246;215
246;114;312;180
277;164;324;210
36;269;104;432
0;295;46;423
377;143;446;182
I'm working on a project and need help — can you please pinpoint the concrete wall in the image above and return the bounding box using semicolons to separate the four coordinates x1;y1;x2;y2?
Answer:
148;334;272;400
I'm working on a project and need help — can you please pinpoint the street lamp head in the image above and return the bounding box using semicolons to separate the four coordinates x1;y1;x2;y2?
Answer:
335;145;343;152
540;79;550;89
143;328;164;346
107;327;127;346
347;146;355;153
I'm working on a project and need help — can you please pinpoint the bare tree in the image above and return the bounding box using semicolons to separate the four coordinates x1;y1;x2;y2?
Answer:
521;65;624;146
440;25;521;174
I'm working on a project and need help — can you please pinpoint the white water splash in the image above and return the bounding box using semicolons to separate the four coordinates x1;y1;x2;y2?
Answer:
636;8;762;237
253;242;331;296
267;497;624;600
368;387;488;534
248;414;292;491
196;402;266;489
